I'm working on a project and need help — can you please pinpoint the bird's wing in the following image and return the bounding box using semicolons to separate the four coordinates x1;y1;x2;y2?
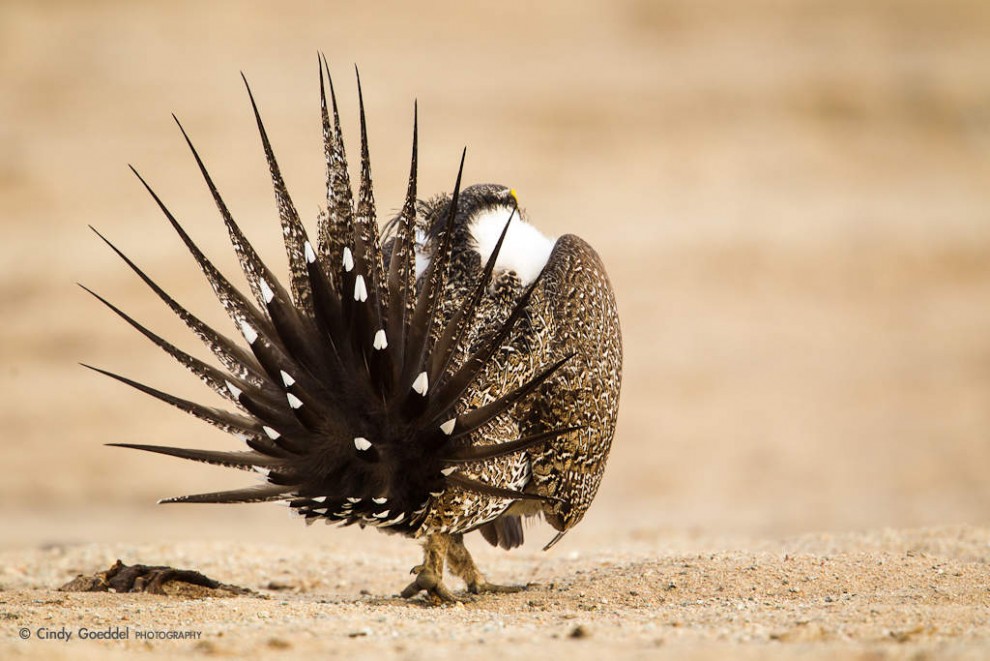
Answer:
524;233;623;535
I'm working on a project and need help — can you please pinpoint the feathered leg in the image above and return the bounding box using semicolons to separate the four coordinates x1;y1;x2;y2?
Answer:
400;533;462;604
446;534;523;595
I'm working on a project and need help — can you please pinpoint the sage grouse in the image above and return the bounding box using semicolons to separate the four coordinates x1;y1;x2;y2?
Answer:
85;62;623;603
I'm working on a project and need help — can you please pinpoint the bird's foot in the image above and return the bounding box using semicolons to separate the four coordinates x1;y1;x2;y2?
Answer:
400;565;470;605
447;532;525;596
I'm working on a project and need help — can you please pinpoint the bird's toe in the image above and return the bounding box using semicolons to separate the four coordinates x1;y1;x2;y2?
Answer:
467;580;525;595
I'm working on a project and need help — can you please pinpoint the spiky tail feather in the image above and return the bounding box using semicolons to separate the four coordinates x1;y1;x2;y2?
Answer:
87;62;574;534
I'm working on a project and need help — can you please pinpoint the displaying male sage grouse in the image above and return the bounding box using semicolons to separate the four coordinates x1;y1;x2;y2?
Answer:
85;61;622;603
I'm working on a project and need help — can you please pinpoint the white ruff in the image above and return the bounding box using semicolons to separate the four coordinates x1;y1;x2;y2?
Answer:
468;205;555;286
414;228;430;280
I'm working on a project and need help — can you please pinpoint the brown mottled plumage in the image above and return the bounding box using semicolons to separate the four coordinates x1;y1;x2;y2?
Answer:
85;60;622;603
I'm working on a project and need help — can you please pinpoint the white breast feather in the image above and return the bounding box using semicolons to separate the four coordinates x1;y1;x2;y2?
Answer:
468;205;555;286
414;228;431;280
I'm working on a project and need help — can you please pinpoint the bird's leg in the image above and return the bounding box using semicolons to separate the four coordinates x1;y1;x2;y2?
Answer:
446;533;524;595
400;533;464;604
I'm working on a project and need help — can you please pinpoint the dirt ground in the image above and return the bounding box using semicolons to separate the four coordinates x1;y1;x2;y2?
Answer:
2;1;990;658
1;525;988;660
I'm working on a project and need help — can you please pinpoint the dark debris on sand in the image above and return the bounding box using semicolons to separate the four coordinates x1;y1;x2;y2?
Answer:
59;559;255;598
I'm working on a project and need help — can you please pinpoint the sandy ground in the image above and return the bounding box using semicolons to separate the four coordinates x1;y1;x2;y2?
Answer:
2;0;990;658
2;525;989;659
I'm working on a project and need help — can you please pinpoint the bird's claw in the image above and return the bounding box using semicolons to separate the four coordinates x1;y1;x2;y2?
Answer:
400;567;470;604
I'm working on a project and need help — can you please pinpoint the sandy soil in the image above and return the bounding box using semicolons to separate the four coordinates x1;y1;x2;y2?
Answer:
2;525;989;659
2;0;990;658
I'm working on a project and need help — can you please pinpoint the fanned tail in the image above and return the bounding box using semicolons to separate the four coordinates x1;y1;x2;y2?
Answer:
87;67;573;530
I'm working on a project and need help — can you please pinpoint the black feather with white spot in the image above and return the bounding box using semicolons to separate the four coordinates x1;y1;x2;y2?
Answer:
86;60;580;537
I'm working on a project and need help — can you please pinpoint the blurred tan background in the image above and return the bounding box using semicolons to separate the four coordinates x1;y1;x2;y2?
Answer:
2;0;989;548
